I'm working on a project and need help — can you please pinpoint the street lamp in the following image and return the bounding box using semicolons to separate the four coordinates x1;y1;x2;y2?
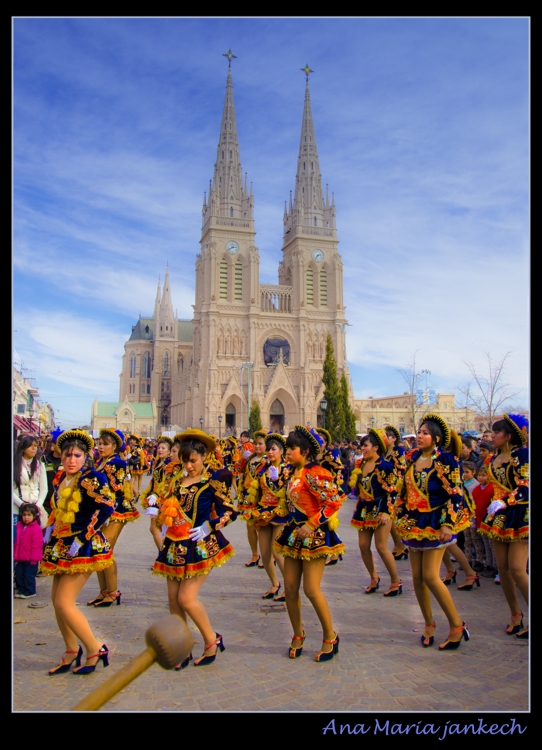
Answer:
218;414;223;438
320;398;328;429
371;416;375;430
199;416;204;431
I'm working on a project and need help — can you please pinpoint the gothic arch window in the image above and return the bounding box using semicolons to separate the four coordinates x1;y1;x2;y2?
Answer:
219;260;228;299
234;261;243;300
314;217;317;226
129;354;136;378
306;267;314;306
303;162;306;170
320;268;328;307
177;353;184;373
229;150;232;158
163;351;170;377
222;150;224;159
142;384;145;394
230;207;233;217
142;352;151;379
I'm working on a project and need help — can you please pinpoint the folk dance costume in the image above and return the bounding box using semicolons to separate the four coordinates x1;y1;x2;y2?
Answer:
96;444;140;524
479;417;529;544
238;446;264;521
273;464;345;561
152;465;237;579
42;467;116;575
127;437;148;476
350;457;398;531
141;455;171;511
252;457;289;528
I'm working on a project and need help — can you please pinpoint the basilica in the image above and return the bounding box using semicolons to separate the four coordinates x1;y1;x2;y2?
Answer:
118;61;350;436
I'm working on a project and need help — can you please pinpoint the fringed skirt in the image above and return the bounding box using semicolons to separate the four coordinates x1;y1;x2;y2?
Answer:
479;503;528;543
152;530;234;580
41;532;114;575
273;521;344;561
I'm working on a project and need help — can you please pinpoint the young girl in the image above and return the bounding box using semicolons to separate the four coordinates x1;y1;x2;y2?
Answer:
14;503;44;598
13;435;48;536
273;426;344;662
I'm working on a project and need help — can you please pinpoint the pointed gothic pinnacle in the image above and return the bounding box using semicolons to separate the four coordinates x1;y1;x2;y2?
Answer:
301;64;314;81
223;50;237;67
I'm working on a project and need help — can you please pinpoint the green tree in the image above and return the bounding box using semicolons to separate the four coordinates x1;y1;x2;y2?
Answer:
321;334;345;441
249;401;263;433
340;372;357;441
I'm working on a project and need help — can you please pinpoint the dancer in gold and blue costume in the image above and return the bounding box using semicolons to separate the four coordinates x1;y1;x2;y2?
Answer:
316;428;345;567
239;430;266;567
42;430;114;675
479;414;529;639
153;430;237;667
349;428;402;596
141;435;173;549
252;432;288;601
126;434;147;501
85;428;139;608
273;426;344;662
394;414;471;650
384;425;409;561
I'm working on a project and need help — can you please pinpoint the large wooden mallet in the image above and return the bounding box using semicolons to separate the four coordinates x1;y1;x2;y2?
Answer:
72;614;194;711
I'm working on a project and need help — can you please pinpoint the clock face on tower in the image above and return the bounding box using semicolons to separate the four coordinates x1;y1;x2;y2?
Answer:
312;249;324;262
226;241;239;255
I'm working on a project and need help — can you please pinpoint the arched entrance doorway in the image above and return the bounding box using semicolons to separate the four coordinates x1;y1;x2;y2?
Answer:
269;399;285;433
225;403;236;433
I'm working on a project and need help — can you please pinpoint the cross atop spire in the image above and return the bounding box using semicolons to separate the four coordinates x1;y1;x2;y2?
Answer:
301;64;313;81
223;49;237;67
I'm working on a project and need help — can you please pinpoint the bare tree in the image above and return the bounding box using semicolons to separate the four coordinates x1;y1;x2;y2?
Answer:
396;352;431;431
461;352;522;427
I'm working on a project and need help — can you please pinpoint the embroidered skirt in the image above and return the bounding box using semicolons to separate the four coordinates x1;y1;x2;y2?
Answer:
111;496;140;524
273;521;344;561
41;532;114;575
152;530;234;580
351;499;387;531
394;503;469;548
478;503;528;543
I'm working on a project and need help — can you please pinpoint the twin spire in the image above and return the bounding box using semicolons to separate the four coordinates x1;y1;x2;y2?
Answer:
202;53;334;236
154;265;176;339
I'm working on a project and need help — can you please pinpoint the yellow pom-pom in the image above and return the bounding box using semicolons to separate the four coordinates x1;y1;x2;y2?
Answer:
67;501;79;512
349;469;361;489
63;512;75;524
250;479;259;489
327;513;340;531
72;489;81;503
60;487;72;498
396;479;404;496
56;498;67;510
124;483;132;500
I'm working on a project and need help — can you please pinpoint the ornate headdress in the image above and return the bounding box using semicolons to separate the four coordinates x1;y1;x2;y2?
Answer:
127;433;143;445
503;414;529;446
174;429;216;455
368;428;388;455
293;425;325;454
56;429;94;452
266;432;286;449
253;429;267;441
157;435;174;447
384;424;401;443
99;428;123;449
448;429;463;459
420;413;451;450
316;428;332;446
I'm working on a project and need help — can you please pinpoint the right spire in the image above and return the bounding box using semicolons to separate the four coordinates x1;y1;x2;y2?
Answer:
284;67;335;237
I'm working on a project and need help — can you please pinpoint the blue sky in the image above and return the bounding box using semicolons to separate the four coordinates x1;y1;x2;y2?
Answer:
13;17;529;429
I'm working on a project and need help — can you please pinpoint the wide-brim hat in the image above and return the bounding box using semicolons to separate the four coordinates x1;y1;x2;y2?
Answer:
99;428;123;449
420;413;451;450
316;428;332;446
253;429;267;441
156;435;174;447
266;432;286;449
369;428;388;455
448;429;462;459
503;414;529;446
293;425;325;454
384;425;401;443
175;429;216;455
127;433;143;445
57;429;94;452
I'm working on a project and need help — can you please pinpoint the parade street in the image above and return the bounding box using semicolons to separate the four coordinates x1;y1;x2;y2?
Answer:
14;482;528;713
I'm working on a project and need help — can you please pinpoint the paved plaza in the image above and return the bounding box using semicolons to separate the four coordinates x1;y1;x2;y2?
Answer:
13;483;529;712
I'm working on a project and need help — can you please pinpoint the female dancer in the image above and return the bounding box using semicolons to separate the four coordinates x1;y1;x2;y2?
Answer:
153;429;237;667
349;429;402;596
86;428;139;607
273;426;344;662
384;425;409;561
479;414;529;638
126;434;147;500
141;436;173;549
42;430;114;674
239;430;266;567
316;428;345;567
253;433;288;600
13;434;48;535
395;414;471;650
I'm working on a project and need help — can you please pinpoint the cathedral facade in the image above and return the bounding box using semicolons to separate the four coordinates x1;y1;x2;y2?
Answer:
119;63;350;436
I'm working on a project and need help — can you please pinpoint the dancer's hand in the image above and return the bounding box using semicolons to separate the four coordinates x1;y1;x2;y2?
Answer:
378;512;391;525
268;466;279;481
146;494;157;506
189;521;212;542
438;526;453;543
144;507;159;517
68;538;83;557
295;524;312;540
43;526;53;544
487;500;506;516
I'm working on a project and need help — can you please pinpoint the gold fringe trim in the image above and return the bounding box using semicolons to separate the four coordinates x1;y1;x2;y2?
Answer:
151;546;235;580
273;543;345;561
40;556;114;576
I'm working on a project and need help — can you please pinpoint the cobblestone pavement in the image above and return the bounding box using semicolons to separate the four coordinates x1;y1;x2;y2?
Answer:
13;486;529;712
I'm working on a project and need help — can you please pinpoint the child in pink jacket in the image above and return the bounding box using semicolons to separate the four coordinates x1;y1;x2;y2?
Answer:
14;503;44;599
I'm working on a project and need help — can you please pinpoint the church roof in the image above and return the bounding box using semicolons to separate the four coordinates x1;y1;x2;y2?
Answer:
96;401;156;417
128;317;193;343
